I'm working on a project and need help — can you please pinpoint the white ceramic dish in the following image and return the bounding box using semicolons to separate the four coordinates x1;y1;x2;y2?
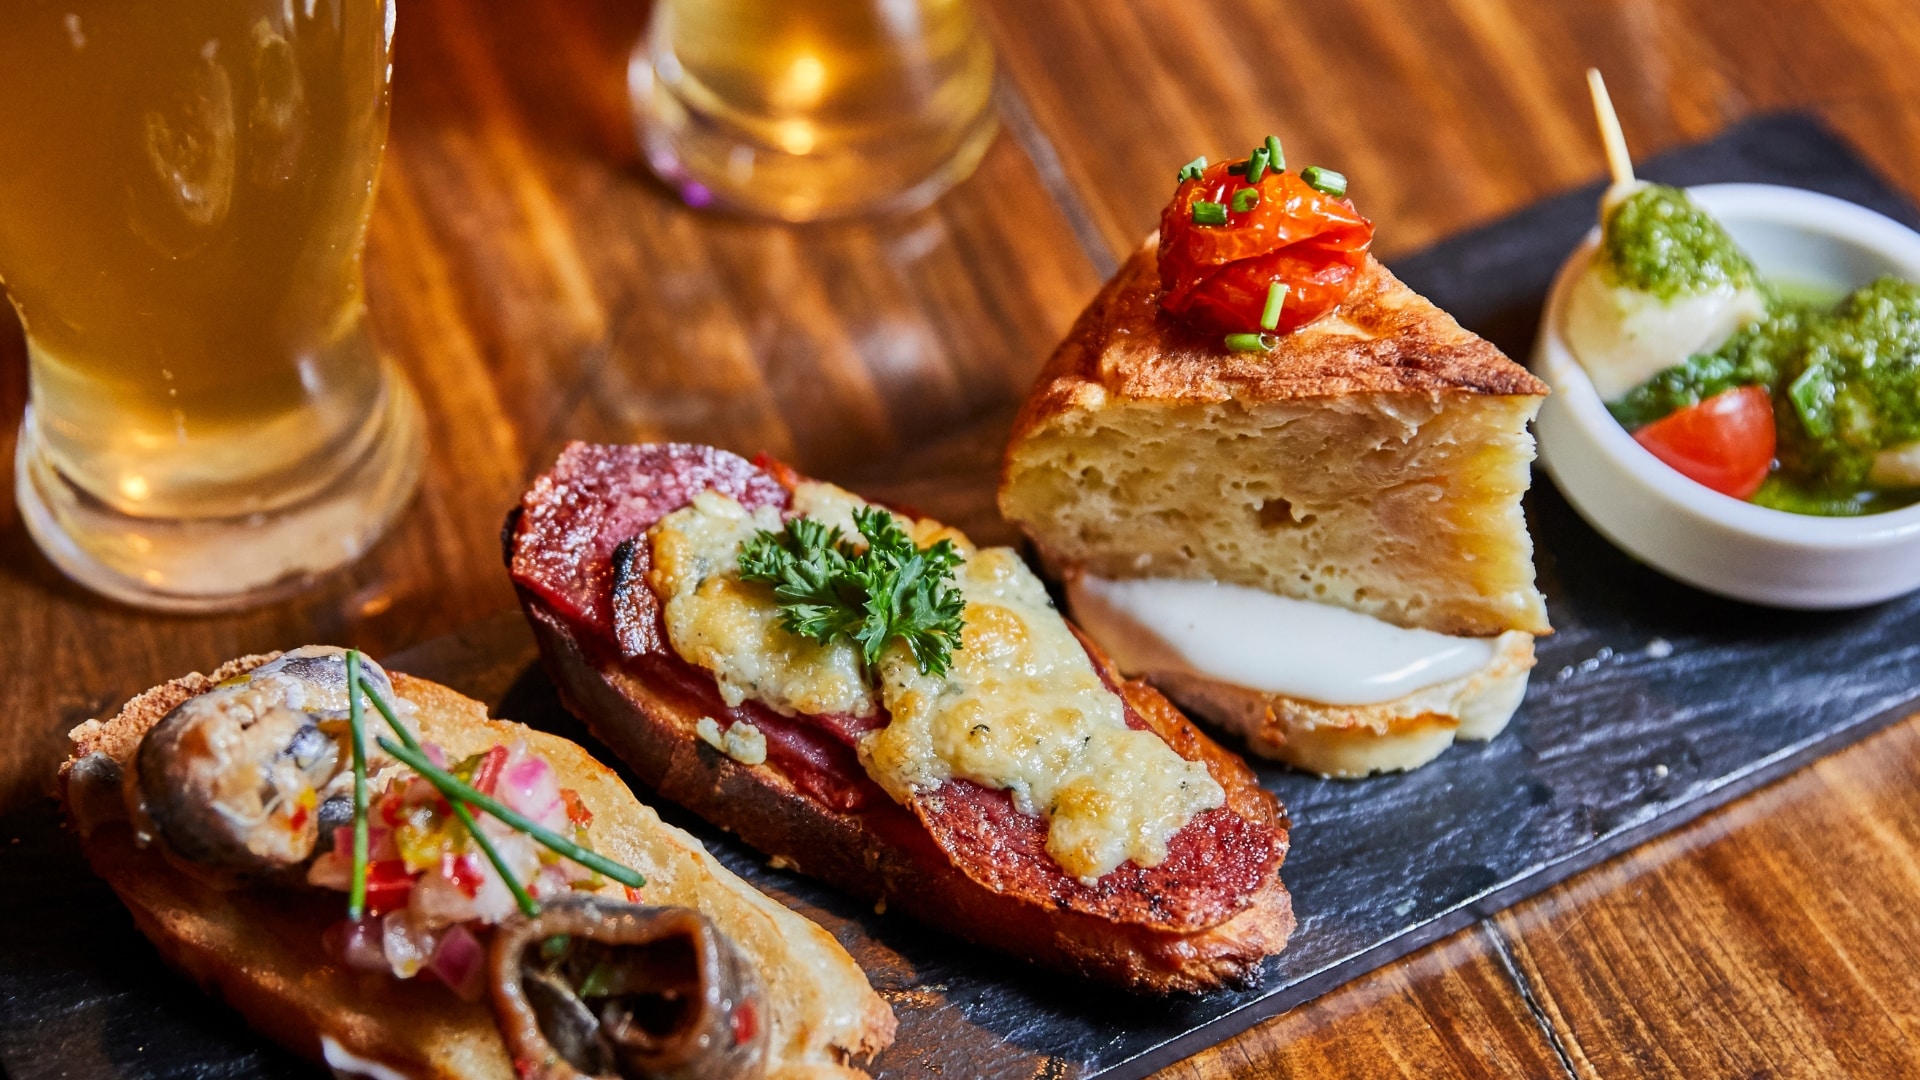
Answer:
1533;183;1920;609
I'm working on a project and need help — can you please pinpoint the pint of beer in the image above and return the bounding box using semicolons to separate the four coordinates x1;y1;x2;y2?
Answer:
0;0;422;609
634;0;998;221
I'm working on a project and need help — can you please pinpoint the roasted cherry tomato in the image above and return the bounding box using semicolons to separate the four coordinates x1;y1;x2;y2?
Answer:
1159;163;1374;335
1632;385;1776;499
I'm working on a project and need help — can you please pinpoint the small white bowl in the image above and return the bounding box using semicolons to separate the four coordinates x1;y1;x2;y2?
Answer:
1533;183;1920;609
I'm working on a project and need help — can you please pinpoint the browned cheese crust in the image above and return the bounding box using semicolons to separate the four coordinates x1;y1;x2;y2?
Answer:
60;657;893;1080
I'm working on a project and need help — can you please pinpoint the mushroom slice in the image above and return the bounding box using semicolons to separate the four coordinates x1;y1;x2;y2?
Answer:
489;896;769;1080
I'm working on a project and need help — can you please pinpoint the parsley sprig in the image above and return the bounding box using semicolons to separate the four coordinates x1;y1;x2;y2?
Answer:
738;506;967;678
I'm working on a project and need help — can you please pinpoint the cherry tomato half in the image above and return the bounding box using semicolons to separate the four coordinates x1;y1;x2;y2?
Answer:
1632;385;1776;499
1159;164;1374;335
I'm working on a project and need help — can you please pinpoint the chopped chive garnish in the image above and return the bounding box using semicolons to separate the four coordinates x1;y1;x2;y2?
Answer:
1225;332;1277;353
1261;282;1289;331
1245;147;1271;184
377;735;646;890
1192;201;1228;226
346;652;370;922
1264;135;1285;172
1302;166;1348;197
1177;156;1207;182
1232;188;1260;213
353;665;538;918
1225;162;1248;176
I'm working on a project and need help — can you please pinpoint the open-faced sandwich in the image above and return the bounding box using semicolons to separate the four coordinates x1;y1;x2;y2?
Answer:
999;137;1552;778
507;442;1294;993
60;646;893;1080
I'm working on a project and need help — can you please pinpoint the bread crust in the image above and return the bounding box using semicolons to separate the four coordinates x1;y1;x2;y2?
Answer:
1009;235;1546;440
521;593;1296;994
60;655;893;1080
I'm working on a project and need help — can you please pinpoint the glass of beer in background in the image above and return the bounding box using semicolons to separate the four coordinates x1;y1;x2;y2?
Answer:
0;0;422;611
633;0;999;221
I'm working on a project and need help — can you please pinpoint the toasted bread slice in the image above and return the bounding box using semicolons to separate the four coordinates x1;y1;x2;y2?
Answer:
60;655;893;1080
1000;236;1549;639
998;236;1548;775
509;442;1295;993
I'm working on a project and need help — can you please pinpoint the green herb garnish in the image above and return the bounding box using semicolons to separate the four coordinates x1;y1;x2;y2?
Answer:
1302;166;1348;197
1260;282;1288;330
346;651;370;921
1192;200;1228;226
1264;135;1286;172
1232;187;1260;214
1177;156;1207;182
1245;146;1271;184
1225;332;1277;353
738;506;967;678
377;736;645;890
351;659;540;917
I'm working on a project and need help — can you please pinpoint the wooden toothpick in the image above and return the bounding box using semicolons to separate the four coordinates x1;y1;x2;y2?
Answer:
1586;68;1636;193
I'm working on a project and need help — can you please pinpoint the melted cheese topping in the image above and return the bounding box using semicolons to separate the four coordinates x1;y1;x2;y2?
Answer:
649;483;1224;884
651;490;876;718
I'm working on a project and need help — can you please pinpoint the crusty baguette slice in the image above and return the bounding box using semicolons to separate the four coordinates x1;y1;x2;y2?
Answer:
506;441;1295;994
999;236;1550;639
60;655;893;1080
521;596;1294;994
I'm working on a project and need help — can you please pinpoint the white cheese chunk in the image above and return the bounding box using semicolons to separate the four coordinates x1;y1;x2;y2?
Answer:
1067;574;1501;706
1562;255;1767;401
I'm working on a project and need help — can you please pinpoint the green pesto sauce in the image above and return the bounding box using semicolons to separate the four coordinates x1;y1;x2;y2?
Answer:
1601;185;1759;300
1608;277;1920;515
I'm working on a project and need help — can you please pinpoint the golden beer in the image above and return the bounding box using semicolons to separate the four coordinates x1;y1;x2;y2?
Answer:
0;0;421;608
635;0;998;220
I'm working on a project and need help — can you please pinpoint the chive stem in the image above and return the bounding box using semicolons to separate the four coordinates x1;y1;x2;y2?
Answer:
1302;166;1348;197
1225;332;1277;353
1245;147;1271;184
1261;282;1289;331
1192;200;1228;226
1232;188;1260;213
377;735;646;889
1177;156;1207;182
355;672;540;917
1264;135;1285;172
346;652;371;922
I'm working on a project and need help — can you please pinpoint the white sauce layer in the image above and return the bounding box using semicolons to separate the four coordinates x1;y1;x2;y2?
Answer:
1066;575;1499;706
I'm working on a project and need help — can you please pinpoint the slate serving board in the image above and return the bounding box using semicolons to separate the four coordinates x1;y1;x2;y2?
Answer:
7;114;1920;1080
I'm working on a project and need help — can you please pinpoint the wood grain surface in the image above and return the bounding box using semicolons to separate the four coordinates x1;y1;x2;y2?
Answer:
4;0;1919;1076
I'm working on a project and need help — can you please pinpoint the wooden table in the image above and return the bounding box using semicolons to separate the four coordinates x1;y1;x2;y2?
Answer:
5;0;1920;1075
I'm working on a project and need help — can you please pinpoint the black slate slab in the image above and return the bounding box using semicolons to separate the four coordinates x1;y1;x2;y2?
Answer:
6;113;1920;1080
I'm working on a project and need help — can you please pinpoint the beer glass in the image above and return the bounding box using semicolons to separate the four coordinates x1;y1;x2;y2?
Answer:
632;0;999;221
0;0;422;611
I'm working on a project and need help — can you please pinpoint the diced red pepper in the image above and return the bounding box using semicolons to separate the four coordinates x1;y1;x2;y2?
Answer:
363;859;415;916
560;788;593;829
442;852;485;899
731;999;758;1046
471;744;510;797
624;885;643;903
